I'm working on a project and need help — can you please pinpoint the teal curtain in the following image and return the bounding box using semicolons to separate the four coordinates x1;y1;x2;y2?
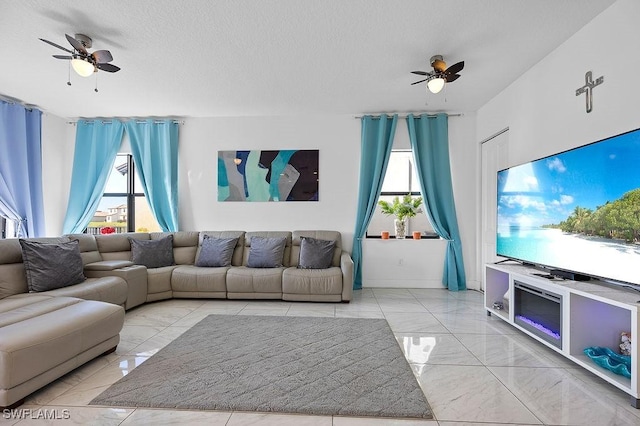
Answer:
0;101;44;237
407;113;466;291
62;120;124;234
125;119;179;232
352;114;397;289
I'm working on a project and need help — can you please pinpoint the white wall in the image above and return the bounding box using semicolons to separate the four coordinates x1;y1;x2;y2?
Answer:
41;113;74;236
449;113;479;289
478;0;639;158
363;238;449;288
38;112;479;289
19;0;637;293
177;115;360;252
476;0;639;281
362;114;480;289
174;113;479;289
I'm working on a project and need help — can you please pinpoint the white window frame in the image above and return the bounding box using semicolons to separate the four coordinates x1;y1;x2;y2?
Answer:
366;150;436;238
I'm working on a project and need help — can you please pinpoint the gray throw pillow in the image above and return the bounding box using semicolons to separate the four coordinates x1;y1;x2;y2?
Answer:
298;237;336;269
247;236;287;268
19;239;86;292
195;236;238;267
130;235;174;268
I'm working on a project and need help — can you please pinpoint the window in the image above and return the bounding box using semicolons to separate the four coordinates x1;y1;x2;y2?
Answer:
0;216;17;239
366;150;436;238
87;154;161;234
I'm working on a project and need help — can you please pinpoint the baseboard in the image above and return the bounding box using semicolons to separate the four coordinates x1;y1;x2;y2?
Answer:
363;279;443;288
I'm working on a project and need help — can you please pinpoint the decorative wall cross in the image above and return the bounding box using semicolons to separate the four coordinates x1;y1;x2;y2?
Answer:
575;71;604;113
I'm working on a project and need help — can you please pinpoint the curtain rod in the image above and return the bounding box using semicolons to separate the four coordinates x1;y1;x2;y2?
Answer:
353;113;463;119
67;119;184;125
0;94;40;111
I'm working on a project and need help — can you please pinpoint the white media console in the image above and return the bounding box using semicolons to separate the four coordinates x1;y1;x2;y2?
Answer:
484;263;640;407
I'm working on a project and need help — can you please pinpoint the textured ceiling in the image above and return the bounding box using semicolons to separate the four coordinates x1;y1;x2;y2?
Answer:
0;0;616;119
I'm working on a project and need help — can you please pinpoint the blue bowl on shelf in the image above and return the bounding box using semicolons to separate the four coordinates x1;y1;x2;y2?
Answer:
583;346;631;378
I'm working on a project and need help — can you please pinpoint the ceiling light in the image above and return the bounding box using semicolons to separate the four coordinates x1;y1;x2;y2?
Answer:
71;58;95;77
426;76;445;94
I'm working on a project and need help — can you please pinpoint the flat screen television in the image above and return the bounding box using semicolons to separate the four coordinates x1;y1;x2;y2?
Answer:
496;127;640;288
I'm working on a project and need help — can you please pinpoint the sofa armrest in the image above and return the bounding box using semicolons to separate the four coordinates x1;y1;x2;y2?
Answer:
340;252;354;302
84;264;148;310
85;260;134;271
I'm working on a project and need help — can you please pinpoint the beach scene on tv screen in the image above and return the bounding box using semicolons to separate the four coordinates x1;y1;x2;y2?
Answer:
497;129;640;285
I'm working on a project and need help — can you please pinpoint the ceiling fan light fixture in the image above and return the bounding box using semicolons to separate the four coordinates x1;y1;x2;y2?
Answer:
426;75;445;94
71;57;95;77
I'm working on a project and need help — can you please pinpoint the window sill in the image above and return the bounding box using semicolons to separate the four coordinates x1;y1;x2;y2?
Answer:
365;234;440;240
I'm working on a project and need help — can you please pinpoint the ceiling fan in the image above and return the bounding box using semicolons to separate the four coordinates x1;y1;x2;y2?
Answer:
411;55;464;94
39;33;121;79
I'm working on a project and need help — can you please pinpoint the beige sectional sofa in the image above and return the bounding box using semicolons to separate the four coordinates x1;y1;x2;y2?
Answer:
73;230;353;303
0;229;352;409
0;238;126;409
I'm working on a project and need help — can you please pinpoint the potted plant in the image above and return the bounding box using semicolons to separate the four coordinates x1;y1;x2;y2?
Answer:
378;194;423;239
100;226;116;235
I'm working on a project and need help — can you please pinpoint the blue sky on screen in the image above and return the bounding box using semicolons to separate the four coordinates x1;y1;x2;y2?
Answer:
498;129;640;227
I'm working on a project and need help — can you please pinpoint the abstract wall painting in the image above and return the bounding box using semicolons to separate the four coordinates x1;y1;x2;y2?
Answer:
218;150;319;202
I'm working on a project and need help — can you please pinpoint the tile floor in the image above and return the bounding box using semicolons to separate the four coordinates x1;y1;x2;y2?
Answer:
3;288;640;425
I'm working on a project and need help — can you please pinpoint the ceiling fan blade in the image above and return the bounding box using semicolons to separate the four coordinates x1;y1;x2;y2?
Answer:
445;61;464;76
39;38;74;54
411;70;429;76
445;74;461;83
52;54;73;60
97;63;120;73
92;50;113;64
411;78;429;85
65;33;87;54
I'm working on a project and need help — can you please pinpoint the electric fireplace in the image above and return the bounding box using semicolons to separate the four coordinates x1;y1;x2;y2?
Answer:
513;281;563;349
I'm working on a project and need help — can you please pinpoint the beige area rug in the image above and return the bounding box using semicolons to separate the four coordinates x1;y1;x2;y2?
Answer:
91;315;432;419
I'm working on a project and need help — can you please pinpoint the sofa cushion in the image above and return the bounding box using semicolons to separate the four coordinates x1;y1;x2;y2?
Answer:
42;276;128;306
298;237;336;269
283;267;343;297
0;263;28;300
0;239;26;299
247;236;287;268
84;260;134;271
19;239;86;292
0;295;70;328
172;265;228;295
66;233;103;265
146;266;177;298
290;231;341;268
0;298;124;392
226;266;284;295
130;235;174;268
151;231;199;265
195;236;238;267
198;231;246;266
96;232;149;261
